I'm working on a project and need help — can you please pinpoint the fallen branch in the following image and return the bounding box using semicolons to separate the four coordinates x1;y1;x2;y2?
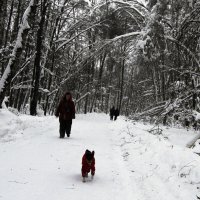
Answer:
186;133;200;148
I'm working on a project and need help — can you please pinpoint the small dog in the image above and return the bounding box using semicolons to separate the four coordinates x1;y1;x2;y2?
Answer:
81;150;95;182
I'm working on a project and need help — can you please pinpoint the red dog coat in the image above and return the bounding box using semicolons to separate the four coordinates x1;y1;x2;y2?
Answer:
81;150;95;177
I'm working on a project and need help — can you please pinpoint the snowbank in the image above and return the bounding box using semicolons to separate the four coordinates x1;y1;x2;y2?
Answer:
0;109;23;141
111;120;200;200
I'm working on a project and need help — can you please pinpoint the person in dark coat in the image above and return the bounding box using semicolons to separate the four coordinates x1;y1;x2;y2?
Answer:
81;150;95;182
110;106;115;120
55;92;75;138
114;108;119;120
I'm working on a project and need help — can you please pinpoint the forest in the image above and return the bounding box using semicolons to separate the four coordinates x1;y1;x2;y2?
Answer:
0;0;200;127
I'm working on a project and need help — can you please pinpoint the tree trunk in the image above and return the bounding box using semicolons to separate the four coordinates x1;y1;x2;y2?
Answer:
0;0;7;76
161;53;165;101
90;52;106;112
11;0;22;43
4;0;14;47
0;0;6;48
84;62;91;114
0;0;38;108
119;57;125;112
30;0;48;115
44;49;55;115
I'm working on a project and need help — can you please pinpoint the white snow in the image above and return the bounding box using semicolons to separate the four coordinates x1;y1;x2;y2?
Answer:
188;0;193;7
0;110;200;200
193;110;200;121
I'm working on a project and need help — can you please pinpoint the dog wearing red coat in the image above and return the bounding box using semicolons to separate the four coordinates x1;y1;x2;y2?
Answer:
81;150;95;182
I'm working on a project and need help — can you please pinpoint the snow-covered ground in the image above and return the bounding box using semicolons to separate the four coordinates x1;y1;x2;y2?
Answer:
0;109;200;200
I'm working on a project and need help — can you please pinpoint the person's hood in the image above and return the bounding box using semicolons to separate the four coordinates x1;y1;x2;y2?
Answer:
62;92;72;101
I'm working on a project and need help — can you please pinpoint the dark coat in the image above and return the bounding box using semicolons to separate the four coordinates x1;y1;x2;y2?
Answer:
55;92;75;121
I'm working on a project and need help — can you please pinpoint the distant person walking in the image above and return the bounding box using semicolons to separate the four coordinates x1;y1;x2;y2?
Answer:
55;92;75;138
114;108;119;120
110;106;115;120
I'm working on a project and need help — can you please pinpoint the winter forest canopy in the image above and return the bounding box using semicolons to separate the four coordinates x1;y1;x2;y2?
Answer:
1;0;200;126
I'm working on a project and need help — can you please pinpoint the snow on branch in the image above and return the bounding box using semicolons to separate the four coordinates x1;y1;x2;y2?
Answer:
55;22;103;52
55;31;142;89
122;9;142;28
90;0;147;19
0;0;35;93
47;89;58;96
75;92;90;104
166;36;200;68
39;88;50;93
112;0;146;18
177;6;200;39
41;65;55;76
56;30;140;88
107;31;143;43
11;53;35;82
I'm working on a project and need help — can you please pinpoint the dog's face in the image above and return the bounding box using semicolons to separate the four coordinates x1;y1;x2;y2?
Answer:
86;159;92;165
84;150;95;166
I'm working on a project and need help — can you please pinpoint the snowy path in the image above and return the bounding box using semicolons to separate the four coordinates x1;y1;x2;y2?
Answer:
1;113;200;200
0;114;141;200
